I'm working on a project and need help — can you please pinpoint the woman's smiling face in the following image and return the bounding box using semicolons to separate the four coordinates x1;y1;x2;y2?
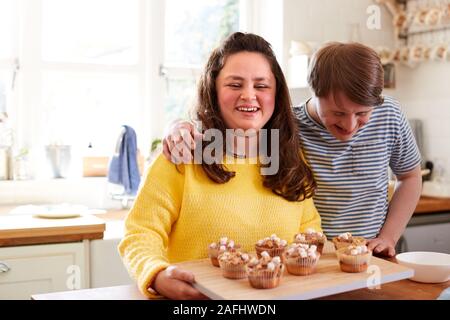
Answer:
215;51;276;131
315;91;374;141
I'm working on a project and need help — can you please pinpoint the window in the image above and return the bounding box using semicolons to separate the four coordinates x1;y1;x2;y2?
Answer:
0;72;12;122
0;0;16;60
42;0;140;65
0;0;18;122
39;0;143;156
163;0;240;124
41;72;140;151
4;0;278;179
13;0;147;168
165;0;239;66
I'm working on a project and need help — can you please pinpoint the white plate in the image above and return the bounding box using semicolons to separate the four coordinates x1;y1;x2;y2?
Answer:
33;211;82;219
34;204;88;219
396;251;450;283
9;204;87;219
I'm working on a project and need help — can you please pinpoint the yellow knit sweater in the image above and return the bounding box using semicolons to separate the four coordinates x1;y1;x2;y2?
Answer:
118;154;321;298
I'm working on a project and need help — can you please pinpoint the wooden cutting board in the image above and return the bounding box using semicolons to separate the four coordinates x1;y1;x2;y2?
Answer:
0;214;105;247
176;243;414;300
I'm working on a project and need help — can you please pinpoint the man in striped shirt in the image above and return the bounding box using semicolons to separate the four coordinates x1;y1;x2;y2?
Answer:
296;43;422;256
162;42;422;257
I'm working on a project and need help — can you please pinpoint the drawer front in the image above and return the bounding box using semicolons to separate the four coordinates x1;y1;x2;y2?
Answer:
0;242;88;299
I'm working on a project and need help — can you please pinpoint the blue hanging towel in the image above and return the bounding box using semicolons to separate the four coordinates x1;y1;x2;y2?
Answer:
108;125;141;195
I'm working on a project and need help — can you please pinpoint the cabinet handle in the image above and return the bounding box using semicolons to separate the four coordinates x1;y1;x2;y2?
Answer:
0;261;10;273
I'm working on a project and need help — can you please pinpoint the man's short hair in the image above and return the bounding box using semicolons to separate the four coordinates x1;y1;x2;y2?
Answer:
307;42;384;106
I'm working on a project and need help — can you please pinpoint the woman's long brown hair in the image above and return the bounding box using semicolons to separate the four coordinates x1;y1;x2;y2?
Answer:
195;32;316;201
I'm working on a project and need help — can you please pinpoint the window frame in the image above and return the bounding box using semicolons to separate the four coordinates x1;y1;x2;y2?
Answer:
14;0;163;154
160;0;282;122
10;0;280;162
0;0;19;128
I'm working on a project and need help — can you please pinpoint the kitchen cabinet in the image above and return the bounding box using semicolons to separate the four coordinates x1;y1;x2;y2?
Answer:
0;241;89;299
0;213;105;247
396;198;450;254
402;217;450;254
89;237;133;288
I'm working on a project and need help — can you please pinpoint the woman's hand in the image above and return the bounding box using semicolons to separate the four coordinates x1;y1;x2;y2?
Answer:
162;121;201;164
367;236;396;257
152;266;209;300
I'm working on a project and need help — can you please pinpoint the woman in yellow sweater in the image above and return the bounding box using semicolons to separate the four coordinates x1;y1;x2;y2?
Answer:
118;32;321;299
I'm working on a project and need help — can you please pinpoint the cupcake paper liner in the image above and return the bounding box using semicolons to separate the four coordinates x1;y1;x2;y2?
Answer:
285;253;320;276
218;260;247;279
336;248;372;273
210;256;220;267
247;265;284;289
339;261;369;273
208;247;220;267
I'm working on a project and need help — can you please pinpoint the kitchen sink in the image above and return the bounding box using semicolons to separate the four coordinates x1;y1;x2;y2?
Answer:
422;181;450;198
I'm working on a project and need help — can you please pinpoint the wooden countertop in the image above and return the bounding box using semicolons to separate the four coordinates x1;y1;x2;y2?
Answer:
414;196;450;214
0;205;126;246
31;278;449;300
321;256;449;299
0;214;105;247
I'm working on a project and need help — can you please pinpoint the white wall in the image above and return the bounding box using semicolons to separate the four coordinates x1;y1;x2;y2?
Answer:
284;0;395;104
387;64;450;180
283;0;450;178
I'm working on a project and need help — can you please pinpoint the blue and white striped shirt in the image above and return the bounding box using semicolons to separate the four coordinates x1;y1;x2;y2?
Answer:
294;96;421;239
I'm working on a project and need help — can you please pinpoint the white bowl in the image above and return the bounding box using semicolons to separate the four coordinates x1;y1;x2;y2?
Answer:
396;251;450;283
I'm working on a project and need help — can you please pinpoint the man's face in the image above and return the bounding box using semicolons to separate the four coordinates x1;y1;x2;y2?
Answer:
315;92;374;141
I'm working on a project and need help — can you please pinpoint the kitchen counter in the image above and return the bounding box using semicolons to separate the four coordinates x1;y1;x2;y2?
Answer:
0;206;125;247
31;278;449;300
414;196;450;214
323;256;449;299
0;214;105;247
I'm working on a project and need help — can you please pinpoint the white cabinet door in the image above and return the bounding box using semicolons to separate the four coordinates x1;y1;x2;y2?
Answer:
0;241;89;299
89;238;133;288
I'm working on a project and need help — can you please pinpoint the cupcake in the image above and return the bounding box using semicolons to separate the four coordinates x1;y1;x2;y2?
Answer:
332;232;366;250
255;234;288;259
336;244;372;273
218;250;250;279
246;251;284;289
293;228;327;254
285;243;321;276
208;237;240;267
